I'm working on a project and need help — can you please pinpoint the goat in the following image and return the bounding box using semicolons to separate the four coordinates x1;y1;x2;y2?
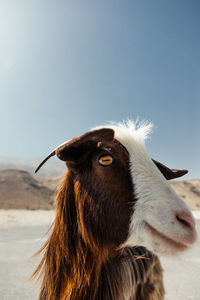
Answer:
34;121;197;300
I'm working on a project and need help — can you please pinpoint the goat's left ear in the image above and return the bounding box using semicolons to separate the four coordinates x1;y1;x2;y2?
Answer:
35;128;114;173
56;128;114;167
152;159;188;180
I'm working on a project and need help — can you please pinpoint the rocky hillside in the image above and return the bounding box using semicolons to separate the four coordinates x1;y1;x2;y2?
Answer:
0;170;56;209
0;169;199;210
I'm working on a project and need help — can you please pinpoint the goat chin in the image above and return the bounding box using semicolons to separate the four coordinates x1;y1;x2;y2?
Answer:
144;223;189;256
119;215;197;257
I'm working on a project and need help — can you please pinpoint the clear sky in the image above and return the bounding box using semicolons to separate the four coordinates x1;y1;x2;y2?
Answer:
0;0;199;178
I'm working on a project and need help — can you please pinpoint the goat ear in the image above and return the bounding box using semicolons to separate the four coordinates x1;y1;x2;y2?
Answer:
152;159;188;180
35;129;114;173
56;128;114;167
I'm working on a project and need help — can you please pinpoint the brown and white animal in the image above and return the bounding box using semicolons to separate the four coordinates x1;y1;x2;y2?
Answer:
34;121;197;300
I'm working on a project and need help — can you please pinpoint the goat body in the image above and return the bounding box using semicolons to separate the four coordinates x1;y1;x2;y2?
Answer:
34;121;196;300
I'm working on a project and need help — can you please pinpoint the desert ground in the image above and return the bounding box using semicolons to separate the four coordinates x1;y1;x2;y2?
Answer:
0;210;199;300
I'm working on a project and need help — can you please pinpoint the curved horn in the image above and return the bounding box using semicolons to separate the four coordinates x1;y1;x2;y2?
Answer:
35;151;56;173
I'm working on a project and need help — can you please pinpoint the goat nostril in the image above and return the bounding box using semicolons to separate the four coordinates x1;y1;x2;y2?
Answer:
176;213;195;230
176;216;190;228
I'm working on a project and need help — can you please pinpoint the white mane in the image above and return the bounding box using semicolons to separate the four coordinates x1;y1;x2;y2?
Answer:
93;119;153;144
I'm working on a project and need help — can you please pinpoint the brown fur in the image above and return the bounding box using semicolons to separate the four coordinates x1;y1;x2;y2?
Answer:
33;131;165;300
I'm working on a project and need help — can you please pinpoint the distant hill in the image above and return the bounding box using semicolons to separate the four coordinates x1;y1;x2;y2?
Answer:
0;169;199;210
0;170;56;209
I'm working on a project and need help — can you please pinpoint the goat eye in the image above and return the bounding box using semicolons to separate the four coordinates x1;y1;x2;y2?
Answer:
98;155;114;166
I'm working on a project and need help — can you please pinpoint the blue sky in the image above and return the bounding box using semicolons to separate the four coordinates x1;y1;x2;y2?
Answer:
0;0;199;178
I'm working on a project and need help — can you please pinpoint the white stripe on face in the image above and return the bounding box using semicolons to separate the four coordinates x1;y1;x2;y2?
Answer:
104;121;196;255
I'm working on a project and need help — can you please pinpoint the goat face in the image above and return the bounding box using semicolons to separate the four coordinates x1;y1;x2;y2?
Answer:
36;121;197;255
56;129;134;250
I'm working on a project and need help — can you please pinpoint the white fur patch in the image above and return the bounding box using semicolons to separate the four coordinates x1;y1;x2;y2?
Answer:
96;120;196;255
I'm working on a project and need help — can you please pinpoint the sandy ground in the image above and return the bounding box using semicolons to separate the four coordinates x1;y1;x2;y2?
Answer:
0;210;199;300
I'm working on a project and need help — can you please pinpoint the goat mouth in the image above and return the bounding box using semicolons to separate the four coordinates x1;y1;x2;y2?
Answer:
145;223;188;252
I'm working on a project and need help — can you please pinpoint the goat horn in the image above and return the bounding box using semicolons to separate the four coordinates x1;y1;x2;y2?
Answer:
35;139;71;173
35;151;56;173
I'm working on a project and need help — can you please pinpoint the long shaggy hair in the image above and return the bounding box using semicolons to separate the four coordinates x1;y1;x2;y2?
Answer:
32;171;164;300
